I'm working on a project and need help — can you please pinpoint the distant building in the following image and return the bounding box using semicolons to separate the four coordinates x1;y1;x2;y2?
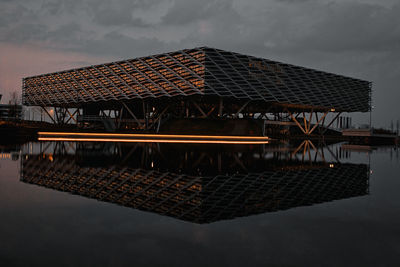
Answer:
0;104;22;120
0;94;23;120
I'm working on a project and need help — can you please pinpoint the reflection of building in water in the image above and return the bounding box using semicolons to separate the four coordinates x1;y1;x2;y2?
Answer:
20;142;369;224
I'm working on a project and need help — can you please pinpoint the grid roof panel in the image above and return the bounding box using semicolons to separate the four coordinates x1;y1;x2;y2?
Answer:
204;47;371;112
22;47;370;112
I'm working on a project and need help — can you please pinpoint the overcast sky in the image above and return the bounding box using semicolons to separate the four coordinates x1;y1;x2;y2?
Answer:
1;0;399;127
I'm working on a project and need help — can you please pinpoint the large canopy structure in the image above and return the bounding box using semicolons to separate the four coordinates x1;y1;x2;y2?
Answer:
23;47;371;111
22;47;372;134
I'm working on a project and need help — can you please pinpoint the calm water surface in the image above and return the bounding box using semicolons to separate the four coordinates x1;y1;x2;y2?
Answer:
0;141;399;266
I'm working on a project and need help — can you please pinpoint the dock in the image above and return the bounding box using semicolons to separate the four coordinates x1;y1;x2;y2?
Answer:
342;128;398;145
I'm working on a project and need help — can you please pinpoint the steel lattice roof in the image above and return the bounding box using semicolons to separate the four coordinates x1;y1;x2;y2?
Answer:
22;47;371;112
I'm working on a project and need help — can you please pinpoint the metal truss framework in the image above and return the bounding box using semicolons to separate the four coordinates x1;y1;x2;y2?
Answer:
23;47;371;112
37;100;345;137
21;142;369;223
283;108;343;136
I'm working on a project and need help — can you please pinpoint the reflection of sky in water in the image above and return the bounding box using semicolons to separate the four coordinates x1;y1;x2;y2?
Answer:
0;142;399;266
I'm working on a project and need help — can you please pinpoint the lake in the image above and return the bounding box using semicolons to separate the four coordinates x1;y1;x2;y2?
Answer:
0;141;399;266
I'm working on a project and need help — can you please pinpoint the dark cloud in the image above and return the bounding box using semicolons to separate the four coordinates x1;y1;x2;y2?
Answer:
3;0;399;57
79;31;172;59
275;0;313;2
87;0;158;27
39;0;86;15
91;8;147;27
282;2;400;53
1;23;48;43
0;3;35;27
161;0;236;25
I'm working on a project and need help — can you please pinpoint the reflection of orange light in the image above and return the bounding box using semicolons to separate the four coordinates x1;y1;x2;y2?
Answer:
38;132;270;140
38;137;269;145
48;154;53;162
0;153;11;159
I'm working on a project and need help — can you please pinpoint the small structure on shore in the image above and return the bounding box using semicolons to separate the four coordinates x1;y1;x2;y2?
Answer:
0;94;23;121
343;128;399;145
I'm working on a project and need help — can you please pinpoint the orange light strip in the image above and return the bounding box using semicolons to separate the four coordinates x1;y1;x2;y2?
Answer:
38;137;269;145
38;132;269;140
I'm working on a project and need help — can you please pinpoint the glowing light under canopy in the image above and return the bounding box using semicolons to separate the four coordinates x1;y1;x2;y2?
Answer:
38;137;270;144
38;132;270;140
